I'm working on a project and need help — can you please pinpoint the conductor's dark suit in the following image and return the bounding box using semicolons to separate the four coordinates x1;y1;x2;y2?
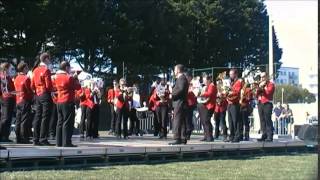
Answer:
171;74;188;141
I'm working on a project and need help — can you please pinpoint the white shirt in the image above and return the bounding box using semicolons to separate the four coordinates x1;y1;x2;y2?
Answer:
132;93;141;109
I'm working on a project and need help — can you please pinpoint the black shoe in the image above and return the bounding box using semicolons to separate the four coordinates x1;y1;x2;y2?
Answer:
64;144;77;147
200;137;207;141
257;137;266;142
231;138;240;143
214;135;219;139
169;139;182;145
244;137;250;141
239;136;244;141
0;146;6;149
223;137;229;142
116;135;121;139
40;141;52;146
265;138;273;142
186;135;191;140
159;136;164;139
206;138;214;142
80;134;85;139
49;135;55;140
123;136;129;140
33;141;41;146
228;137;234;142
181;139;187;144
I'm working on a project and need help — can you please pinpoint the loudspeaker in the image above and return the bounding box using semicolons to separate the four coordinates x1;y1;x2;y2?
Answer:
297;124;318;142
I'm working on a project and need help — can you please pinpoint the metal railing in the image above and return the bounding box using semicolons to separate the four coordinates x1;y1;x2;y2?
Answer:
273;117;294;135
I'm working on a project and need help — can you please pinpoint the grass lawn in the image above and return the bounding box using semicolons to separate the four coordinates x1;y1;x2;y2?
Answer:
1;153;317;180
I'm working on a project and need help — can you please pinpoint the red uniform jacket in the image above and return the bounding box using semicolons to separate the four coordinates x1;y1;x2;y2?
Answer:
80;87;94;109
154;88;170;107
14;73;33;104
31;64;53;96
51;75;58;104
227;79;242;104
215;97;228;113
54;70;81;104
187;91;197;107
201;83;217;111
256;81;275;104
0;73;15;99
240;87;253;108
106;88;115;104
115;88;131;109
148;91;157;111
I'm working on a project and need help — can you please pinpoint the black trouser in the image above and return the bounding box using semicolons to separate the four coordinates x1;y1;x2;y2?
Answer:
155;105;169;137
153;110;160;135
258;102;274;139
33;93;52;143
0;97;15;140
227;104;240;140
173;102;187;140
197;104;213;139
109;104;116;132
214;111;227;138
239;107;250;139
85;107;94;137
92;104;100;138
116;106;129;137
49;104;58;137
129;108;139;135
186;105;195;137
56;102;75;147
15;101;31;141
79;105;87;135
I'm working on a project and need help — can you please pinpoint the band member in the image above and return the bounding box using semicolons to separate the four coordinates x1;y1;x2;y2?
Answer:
0;62;16;142
80;81;95;139
55;61;81;147
214;79;228;142
226;69;242;142
129;83;141;136
106;80;118;135
31;53;53;145
256;72;275;142
115;78;131;139
154;79;170;139
49;73;58;140
148;82;160;136
197;74;217;142
169;64;188;145
14;62;33;144
239;81;253;141
185;72;196;140
91;83;101;139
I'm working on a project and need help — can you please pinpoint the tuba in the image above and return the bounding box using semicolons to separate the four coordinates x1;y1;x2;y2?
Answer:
193;84;209;104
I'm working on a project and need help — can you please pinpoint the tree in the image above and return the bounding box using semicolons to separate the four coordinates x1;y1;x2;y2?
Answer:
274;85;316;104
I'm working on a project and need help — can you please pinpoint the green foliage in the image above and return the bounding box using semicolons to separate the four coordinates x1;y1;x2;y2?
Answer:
274;84;316;104
0;0;282;78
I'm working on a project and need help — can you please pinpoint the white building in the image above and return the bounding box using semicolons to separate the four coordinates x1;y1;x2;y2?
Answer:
276;67;299;86
301;66;318;102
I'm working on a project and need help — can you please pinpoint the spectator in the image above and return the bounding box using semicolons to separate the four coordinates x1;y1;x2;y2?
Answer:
280;104;293;134
272;102;283;134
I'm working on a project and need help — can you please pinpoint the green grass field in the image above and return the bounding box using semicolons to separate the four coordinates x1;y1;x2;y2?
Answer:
1;154;317;180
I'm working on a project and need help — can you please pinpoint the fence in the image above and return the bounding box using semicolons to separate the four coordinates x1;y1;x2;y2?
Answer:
273;117;294;135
